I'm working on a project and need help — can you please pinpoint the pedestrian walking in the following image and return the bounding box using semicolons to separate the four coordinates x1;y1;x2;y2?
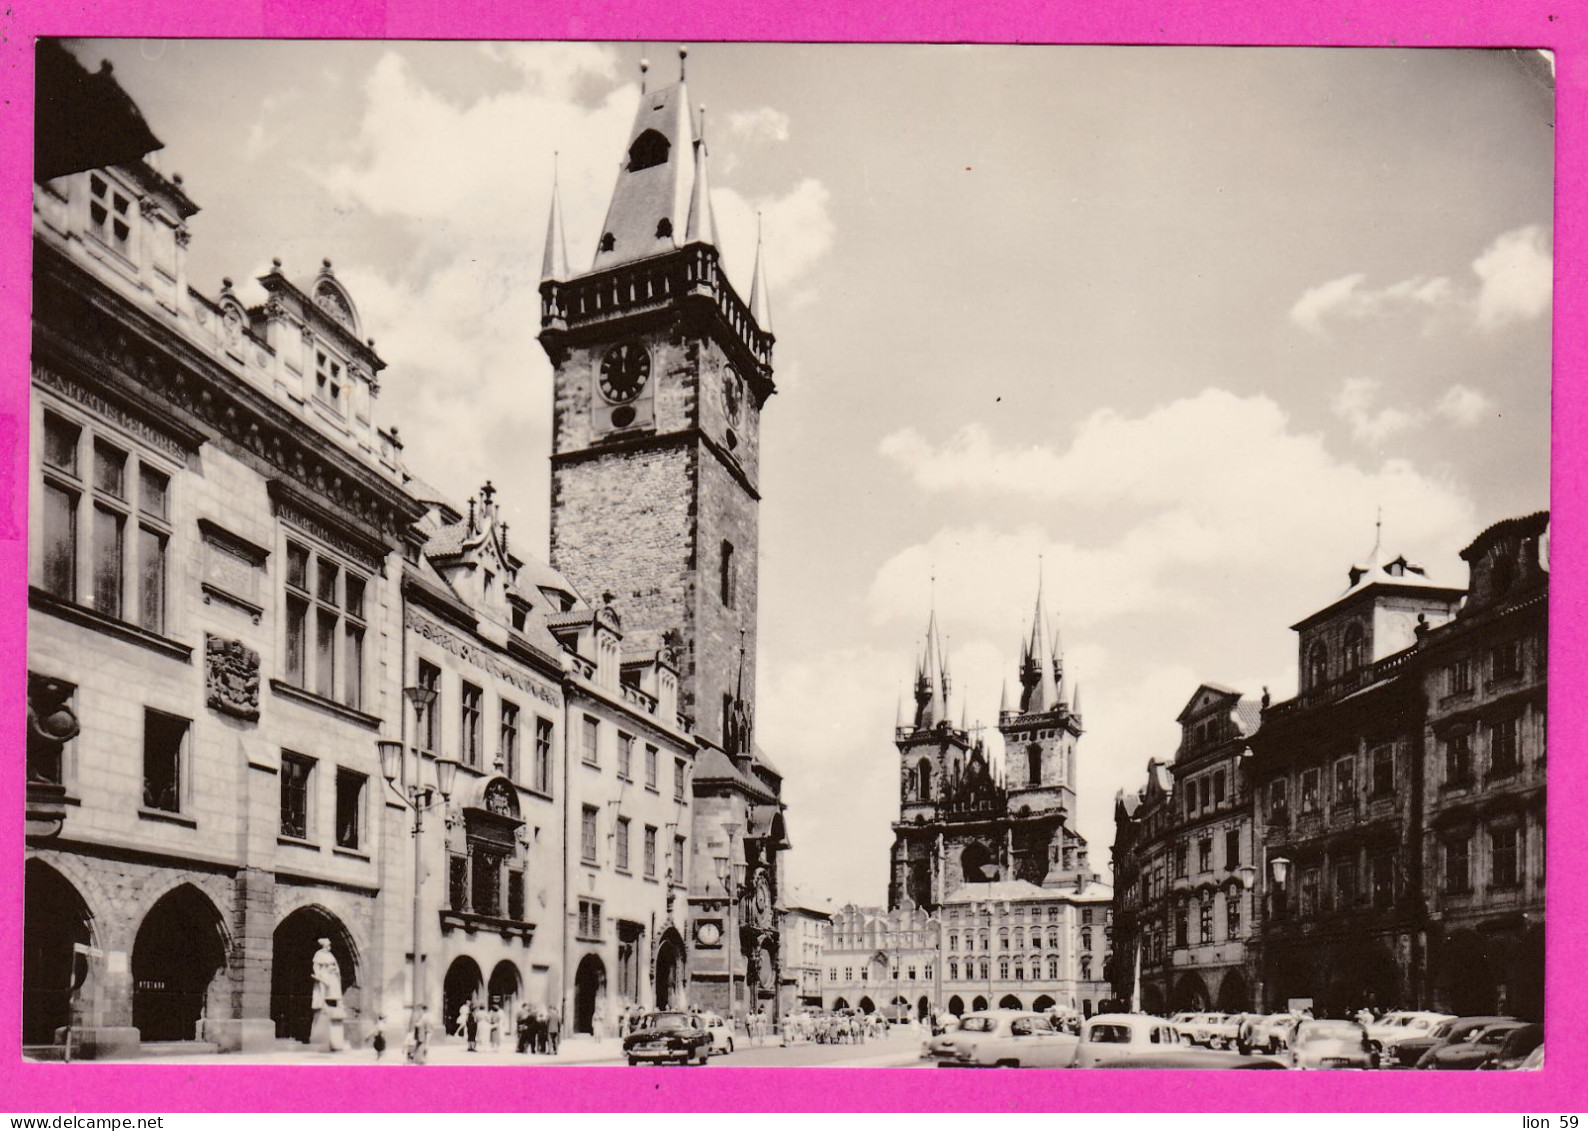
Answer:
371;1013;388;1061
547;1003;561;1054
408;1006;432;1065
516;1002;531;1053
465;1000;480;1051
487;1000;501;1051
456;1001;470;1039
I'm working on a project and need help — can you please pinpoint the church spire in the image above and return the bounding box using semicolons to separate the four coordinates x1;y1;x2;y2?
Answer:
749;211;773;333
914;606;948;729
1023;568;1058;713
540;156;569;283
686;104;719;246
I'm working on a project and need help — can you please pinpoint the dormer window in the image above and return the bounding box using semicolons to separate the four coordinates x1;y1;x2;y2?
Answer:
600;232;616;253
1344;622;1365;671
656;218;674;239
88;173;133;257
315;350;345;416
627;129;671;172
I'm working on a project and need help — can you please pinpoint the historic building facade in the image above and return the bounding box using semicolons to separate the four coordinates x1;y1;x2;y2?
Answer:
1110;686;1260;1014
536;56;790;1025
1247;541;1463;1015
1416;513;1547;1019
779;894;833;1010
822;904;941;1020
25;42;425;1054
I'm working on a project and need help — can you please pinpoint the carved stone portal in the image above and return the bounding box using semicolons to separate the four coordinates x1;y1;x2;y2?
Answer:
206;635;261;721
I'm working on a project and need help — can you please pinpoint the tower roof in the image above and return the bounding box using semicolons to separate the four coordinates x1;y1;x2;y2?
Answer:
685;106;719;246
749;214;773;333
591;78;702;272
914;607;950;728
541;162;570;283
1024;577;1059;713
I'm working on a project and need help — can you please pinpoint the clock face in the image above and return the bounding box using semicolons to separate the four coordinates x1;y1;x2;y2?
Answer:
598;342;650;404
696;921;722;946
753;874;771;923
721;366;743;426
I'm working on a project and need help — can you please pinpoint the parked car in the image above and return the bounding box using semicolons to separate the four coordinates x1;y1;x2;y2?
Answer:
1251;1013;1302;1054
1397;1015;1517;1068
1476;1024;1544;1071
1290;1019;1378;1070
1366;1011;1454;1057
1102;1047;1289;1070
942;1010;1079;1068
1072;1013;1183;1069
1173;1013;1233;1047
1422;1020;1532;1070
701;1012;735;1056
622;1011;713;1066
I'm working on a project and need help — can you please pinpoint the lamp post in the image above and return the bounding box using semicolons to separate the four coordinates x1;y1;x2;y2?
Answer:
377;685;457;1058
716;821;742;1023
1236;853;1291;1012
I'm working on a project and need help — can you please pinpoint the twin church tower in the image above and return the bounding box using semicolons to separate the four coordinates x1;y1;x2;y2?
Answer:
538;54;774;750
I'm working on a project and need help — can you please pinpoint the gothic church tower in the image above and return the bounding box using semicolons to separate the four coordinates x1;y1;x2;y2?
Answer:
538;54;775;746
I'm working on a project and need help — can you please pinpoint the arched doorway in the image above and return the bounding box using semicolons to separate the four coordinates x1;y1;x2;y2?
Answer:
1435;931;1498;1017
443;956;484;1035
971;995;989;1012
488;961;521;1019
1032;994;1056;1013
655;930;686;1009
1216;970;1251;1013
998;994;1023;1010
832;996;849;1011
132;884;228;1042
1141;984;1166;1015
23;860;93;1046
573;954;606;1035
960;842;995;884
917;996;930;1021
1171;972;1209;1013
948;995;964;1016
891;994;909;1021
271;906;359;1043
857;996;875;1014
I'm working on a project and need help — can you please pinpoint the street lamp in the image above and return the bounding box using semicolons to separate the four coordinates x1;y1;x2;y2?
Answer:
378;685;457;1059
717;821;742;1022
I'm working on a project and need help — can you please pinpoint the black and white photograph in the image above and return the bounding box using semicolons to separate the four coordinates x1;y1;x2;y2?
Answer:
23;39;1551;1072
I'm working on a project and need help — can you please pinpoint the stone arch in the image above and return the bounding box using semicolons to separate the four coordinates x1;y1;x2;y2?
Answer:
443;956;485;1035
971;995;989;1012
488;961;522;1018
960;841;995;884
127;870;233;951
1032;993;1056;1013
947;995;965;1016
1171;971;1210;1013
998;993;1023;1010
271;904;361;1043
132;882;229;1042
918;995;931;1021
857;996;875;1014
23;858;96;1046
832;996;849;1011
573;953;607;1035
1216;969;1251;1013
654;927;687;1010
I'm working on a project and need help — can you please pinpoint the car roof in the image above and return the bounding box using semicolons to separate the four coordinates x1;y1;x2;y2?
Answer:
1086;1013;1168;1027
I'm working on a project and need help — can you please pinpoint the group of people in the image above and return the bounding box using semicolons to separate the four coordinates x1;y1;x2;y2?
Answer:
783;1011;887;1045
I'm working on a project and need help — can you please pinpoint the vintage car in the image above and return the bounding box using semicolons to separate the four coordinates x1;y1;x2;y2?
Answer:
940;1010;1079;1068
1365;1011;1454;1057
700;1012;735;1056
1422;1021;1534;1070
622;1011;713;1066
1072;1013;1183;1069
1290;1019;1378;1070
1102;1048;1288;1070
1477;1024;1545;1071
1395;1015;1517;1068
1251;1012;1303;1054
1177;1012;1238;1049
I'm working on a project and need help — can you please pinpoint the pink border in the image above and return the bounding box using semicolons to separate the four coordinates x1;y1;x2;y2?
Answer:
1;0;1581;1113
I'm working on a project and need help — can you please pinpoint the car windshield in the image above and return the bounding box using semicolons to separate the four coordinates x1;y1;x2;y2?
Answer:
1430;1022;1455;1039
959;1016;998;1033
1297;1022;1363;1042
1086;1024;1133;1044
649;1014;695;1030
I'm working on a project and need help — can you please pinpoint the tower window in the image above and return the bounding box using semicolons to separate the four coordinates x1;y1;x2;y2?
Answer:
627;129;671;172
656;218;674;239
1027;744;1042;786
600;232;616;253
720;540;736;607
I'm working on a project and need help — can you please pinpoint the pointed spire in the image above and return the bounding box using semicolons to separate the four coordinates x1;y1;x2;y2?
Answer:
639;55;650;95
749;211;773;333
895;689;905;730
999;679;1010;716
914;605;948;729
1025;566;1058;713
541;155;570;282
959;688;969;732
686;104;718;246
1072;681;1082;716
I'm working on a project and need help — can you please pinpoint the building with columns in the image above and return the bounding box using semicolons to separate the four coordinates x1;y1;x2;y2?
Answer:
535;52;791;1024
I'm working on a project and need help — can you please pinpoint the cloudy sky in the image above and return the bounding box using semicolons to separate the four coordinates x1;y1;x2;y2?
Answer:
68;41;1553;908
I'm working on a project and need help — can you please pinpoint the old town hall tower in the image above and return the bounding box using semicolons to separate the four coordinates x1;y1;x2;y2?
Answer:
537;57;775;746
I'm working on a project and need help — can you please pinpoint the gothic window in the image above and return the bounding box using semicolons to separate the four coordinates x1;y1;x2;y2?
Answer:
1307;642;1329;690
1344;622;1366;671
627;129;671;172
1027;744;1042;785
917;757;933;800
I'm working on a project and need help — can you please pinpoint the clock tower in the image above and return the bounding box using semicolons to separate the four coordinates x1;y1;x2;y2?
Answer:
538;59;775;745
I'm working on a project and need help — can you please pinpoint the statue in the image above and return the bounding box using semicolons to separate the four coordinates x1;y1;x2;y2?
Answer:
309;938;346;1051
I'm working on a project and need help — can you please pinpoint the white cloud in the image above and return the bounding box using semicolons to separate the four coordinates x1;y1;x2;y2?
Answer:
727;106;791;143
1435;384;1495;427
1288;271;1451;335
1332;377;1422;444
1473;224;1553;330
716;178;836;308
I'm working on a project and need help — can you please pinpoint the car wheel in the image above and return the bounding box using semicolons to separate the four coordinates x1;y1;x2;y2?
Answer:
996;1059;1019;1068
628;1058;639;1067
727;1039;734;1054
